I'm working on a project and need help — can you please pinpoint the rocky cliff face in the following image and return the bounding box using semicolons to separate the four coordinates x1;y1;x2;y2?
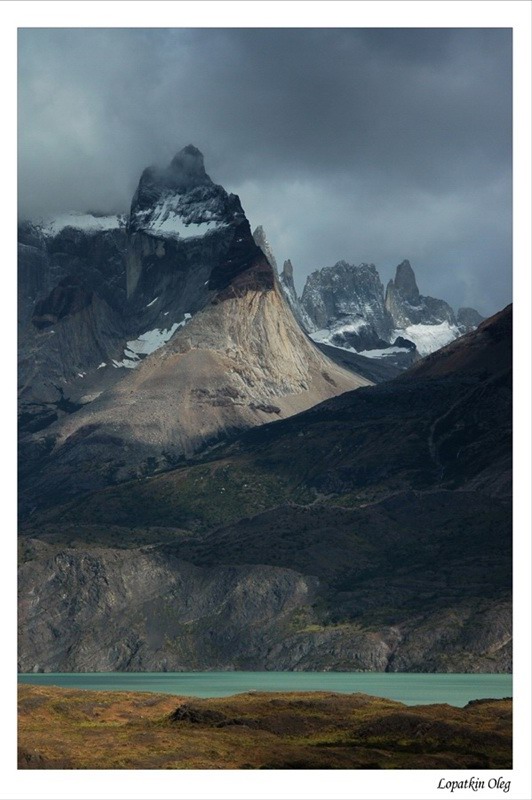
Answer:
24;259;367;509
385;260;456;328
127;145;248;306
277;259;314;332
279;258;295;300
18;218;129;431
18;543;319;672
18;538;510;673
301;261;393;341
299;261;416;368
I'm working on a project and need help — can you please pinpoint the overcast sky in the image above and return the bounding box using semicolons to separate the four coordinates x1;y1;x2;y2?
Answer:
18;27;512;315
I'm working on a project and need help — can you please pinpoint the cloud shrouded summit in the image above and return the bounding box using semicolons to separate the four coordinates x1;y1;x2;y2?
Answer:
18;27;512;316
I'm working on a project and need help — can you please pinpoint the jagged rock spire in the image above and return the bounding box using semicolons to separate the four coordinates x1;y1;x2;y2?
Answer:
385;259;456;331
252;225;278;274
392;259;420;303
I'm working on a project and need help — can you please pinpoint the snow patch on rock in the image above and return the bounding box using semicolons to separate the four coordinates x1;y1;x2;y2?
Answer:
112;317;191;369
395;321;460;357
39;213;125;237
134;194;227;239
359;347;411;359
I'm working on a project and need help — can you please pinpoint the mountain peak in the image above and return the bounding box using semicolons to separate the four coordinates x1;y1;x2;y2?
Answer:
282;259;294;281
393;259;419;302
133;145;213;201
385;259;457;334
169;145;209;182
177;144;203;158
129;145;239;239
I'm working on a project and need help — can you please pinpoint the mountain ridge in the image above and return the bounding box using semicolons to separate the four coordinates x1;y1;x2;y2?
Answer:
271;253;484;365
19;304;512;672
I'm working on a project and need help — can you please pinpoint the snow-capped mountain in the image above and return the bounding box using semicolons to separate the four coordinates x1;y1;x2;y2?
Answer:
17;150;510;679
18;146;260;401
18;146;371;512
130;146;234;234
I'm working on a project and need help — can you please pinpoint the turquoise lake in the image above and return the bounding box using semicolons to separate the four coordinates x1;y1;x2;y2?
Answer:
18;672;512;707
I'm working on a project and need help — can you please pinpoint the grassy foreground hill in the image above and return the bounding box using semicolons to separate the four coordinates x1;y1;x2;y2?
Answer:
18;685;512;770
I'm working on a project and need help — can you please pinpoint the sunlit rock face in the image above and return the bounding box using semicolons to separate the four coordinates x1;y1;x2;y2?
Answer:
18;147;370;513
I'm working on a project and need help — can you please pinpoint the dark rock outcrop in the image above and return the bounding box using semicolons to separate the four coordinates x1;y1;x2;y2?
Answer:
127;145;249;304
457;306;485;333
32;275;94;329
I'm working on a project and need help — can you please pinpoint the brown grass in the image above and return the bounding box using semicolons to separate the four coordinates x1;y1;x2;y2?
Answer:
18;685;511;770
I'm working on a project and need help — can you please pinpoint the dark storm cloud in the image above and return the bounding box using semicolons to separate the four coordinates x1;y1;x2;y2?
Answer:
18;27;512;315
